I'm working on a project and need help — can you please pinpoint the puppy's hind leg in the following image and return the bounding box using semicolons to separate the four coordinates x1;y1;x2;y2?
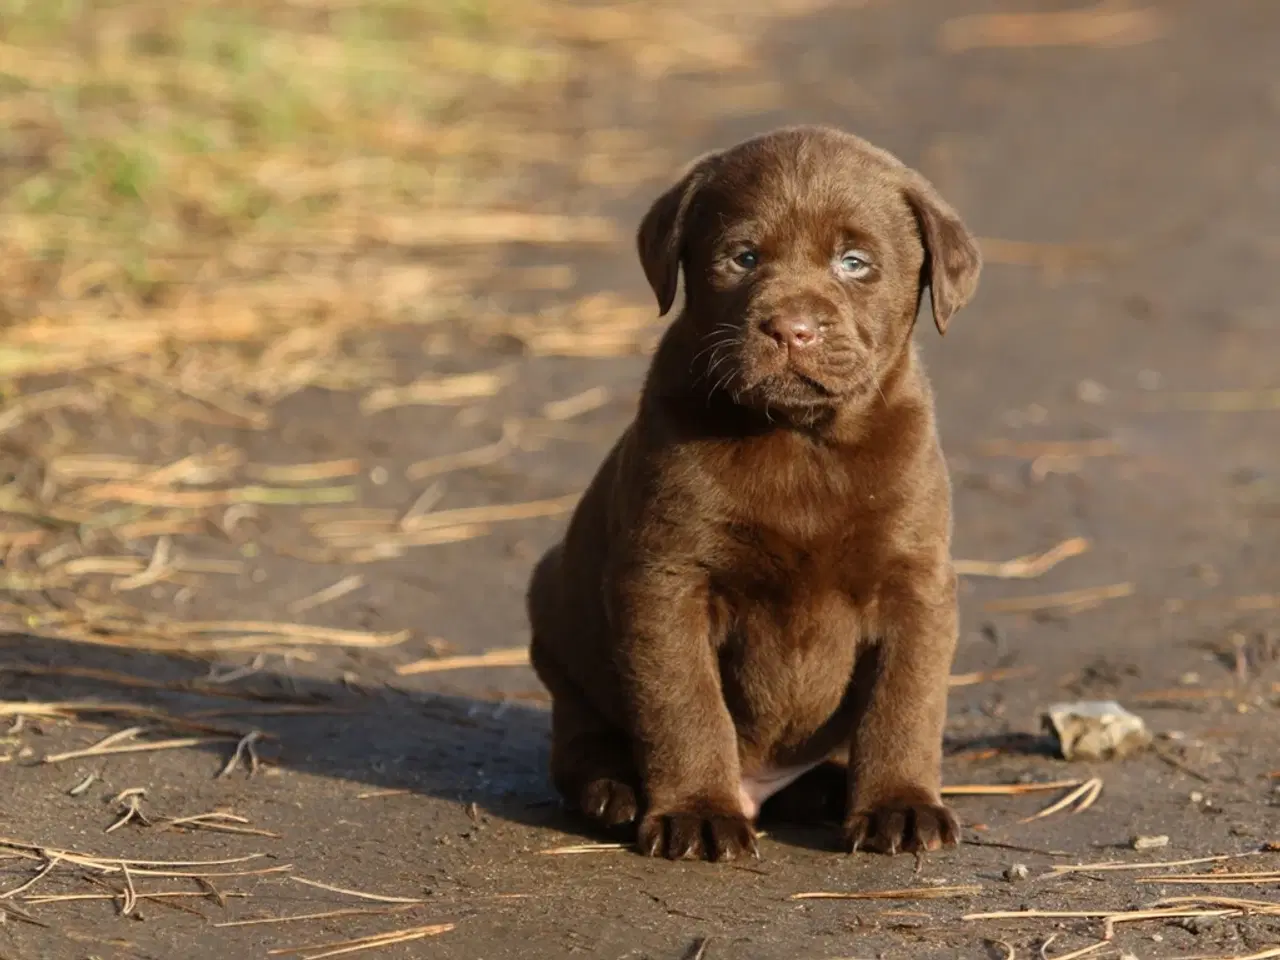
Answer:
547;695;640;830
528;544;639;831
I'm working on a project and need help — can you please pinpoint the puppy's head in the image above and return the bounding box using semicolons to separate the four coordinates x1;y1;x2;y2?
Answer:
638;126;981;415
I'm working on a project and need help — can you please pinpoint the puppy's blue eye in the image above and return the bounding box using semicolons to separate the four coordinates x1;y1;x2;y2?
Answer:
839;252;872;277
732;249;759;269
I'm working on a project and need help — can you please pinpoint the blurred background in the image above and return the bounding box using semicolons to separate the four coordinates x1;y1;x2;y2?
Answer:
0;1;1277;957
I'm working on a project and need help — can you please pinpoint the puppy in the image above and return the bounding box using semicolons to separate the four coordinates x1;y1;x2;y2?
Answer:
527;125;981;861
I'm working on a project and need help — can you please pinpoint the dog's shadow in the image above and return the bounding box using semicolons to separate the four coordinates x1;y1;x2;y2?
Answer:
1;634;1042;856
0;632;587;838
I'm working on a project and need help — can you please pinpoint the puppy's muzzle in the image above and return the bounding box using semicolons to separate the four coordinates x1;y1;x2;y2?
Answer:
760;314;818;350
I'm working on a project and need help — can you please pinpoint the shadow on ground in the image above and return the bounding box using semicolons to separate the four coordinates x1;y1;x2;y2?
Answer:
0;633;574;835
0;632;1069;861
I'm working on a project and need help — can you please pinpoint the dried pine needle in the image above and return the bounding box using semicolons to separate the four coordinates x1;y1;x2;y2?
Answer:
943;779;1083;797
170;620;408;648
361;369;511;413
399;493;579;533
0;700;270;739
541;386;611;421
1137;871;1280;885
160;811;280;839
983;582;1134;615
217;905;415;928
791;885;982;901
537;842;630;855
76;482;358;508
249;460;361;484
982;439;1123;459
0;855;63;899
406;427;518;480
105;788;151;833
1157;894;1280;911
127;864;292;879
948;667;1036;687
44;735;232;764
217;731;264;778
1019;777;1103;823
0;837;268;873
963;906;1237;922
288;575;365;614
289;875;425;904
1043;943;1108;960
954;537;1089;579
270;922;455;960
395;647;529;676
24;890;248;905
1047;851;1265;876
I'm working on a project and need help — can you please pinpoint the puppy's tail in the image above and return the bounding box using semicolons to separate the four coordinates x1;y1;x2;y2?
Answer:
526;543;565;680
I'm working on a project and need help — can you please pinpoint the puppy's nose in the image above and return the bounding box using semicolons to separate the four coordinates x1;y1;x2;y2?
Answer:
761;316;817;349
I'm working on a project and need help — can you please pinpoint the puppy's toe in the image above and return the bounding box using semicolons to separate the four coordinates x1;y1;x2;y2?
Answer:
707;814;759;862
638;809;758;862
910;804;959;852
580;778;639;828
845;797;959;856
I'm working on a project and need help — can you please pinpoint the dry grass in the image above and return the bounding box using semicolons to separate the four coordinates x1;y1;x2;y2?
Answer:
0;0;808;665
0;0;797;388
1;1;616;371
939;2;1166;52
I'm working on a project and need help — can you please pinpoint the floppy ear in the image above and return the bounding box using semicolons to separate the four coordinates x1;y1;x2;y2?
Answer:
636;153;716;316
903;172;982;335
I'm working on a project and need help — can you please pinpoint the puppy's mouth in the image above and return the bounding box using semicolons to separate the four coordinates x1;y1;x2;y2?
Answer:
744;370;835;407
729;364;856;414
729;337;864;409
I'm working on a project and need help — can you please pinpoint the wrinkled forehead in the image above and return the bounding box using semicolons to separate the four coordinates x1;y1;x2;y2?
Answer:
692;135;915;245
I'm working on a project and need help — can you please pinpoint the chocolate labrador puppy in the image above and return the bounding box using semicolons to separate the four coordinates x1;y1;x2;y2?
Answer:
527;125;981;861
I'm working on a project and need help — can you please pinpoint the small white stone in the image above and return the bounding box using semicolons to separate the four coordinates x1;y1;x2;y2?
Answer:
1131;834;1170;851
1076;379;1108;404
1003;863;1030;882
1042;700;1152;761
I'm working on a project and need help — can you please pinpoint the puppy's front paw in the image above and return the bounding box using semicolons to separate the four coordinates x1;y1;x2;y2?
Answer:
578;778;639;828
845;796;959;855
638;805;758;862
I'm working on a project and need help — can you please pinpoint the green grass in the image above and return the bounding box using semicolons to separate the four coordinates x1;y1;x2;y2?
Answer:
0;0;564;311
0;0;771;396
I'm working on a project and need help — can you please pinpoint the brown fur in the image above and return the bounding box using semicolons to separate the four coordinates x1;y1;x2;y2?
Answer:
527;125;982;861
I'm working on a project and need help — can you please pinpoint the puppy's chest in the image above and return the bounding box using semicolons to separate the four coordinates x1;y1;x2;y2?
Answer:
699;438;893;641
706;525;874;758
712;577;862;763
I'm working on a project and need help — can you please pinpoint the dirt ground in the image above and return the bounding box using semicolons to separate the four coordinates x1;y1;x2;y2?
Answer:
3;1;1280;958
